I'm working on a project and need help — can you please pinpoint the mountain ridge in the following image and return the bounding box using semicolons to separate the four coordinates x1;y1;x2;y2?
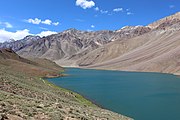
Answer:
0;12;180;75
148;12;180;29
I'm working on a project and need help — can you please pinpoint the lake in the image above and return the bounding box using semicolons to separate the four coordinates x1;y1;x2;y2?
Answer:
47;68;180;120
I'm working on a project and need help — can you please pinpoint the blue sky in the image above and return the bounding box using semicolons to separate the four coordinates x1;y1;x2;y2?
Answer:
0;0;179;42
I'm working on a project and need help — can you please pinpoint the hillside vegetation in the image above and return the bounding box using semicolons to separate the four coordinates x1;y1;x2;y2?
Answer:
0;49;131;120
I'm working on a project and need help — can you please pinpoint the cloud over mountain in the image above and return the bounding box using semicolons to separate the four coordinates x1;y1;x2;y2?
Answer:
0;29;31;42
0;29;57;43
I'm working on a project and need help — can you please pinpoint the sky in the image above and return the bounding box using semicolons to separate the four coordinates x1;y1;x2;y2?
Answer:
0;0;180;42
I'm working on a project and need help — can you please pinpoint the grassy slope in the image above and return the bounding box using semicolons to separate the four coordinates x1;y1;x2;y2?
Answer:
0;49;131;120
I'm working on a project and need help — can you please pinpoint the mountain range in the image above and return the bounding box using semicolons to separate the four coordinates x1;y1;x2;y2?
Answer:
0;12;180;75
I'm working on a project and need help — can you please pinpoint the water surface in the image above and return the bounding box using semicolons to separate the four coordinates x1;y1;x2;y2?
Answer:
48;68;180;120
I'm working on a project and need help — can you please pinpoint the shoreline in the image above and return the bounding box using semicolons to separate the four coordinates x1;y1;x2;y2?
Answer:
42;70;100;106
45;67;180;120
44;77;105;109
44;78;135;119
43;71;131;117
46;67;180;111
0;68;132;120
63;66;180;78
42;76;97;107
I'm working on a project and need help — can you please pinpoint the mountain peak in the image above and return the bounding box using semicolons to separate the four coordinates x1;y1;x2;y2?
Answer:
174;12;180;15
64;28;78;32
6;39;15;43
148;12;180;29
116;25;147;32
23;35;41;41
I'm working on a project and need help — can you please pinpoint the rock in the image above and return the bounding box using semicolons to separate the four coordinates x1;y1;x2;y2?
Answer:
56;103;63;109
6;114;23;120
1;113;8;119
1;102;6;106
37;104;44;108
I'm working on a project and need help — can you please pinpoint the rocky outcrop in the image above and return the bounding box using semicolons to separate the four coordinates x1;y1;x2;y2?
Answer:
113;26;151;41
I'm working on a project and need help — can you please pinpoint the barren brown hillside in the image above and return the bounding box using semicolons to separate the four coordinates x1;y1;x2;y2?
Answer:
0;12;179;75
0;48;64;78
86;30;180;75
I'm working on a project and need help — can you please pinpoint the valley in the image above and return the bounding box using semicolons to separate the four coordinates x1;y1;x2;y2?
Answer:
0;11;180;120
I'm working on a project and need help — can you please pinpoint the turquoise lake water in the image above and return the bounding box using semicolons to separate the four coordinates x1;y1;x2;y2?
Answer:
47;68;180;120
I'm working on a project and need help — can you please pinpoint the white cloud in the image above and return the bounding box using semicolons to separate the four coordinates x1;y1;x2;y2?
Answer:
169;5;175;9
52;22;59;26
100;10;108;14
113;8;123;12
76;0;95;9
4;22;13;28
27;18;41;24
0;29;58;43
0;29;31;43
127;12;133;15
94;7;99;11
0;22;13;28
37;31;57;37
26;18;59;26
94;7;110;15
94;7;108;14
41;19;52;25
91;25;95;28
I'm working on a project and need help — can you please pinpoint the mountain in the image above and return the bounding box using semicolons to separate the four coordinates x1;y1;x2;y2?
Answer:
79;12;180;75
0;26;150;60
0;35;41;51
85;30;180;75
0;12;180;75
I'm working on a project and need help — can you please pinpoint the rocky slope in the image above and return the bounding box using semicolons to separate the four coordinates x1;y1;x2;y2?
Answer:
0;35;41;51
79;12;180;75
59;12;180;75
0;49;131;120
0;26;151;61
0;12;180;75
10;26;150;67
86;30;180;75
